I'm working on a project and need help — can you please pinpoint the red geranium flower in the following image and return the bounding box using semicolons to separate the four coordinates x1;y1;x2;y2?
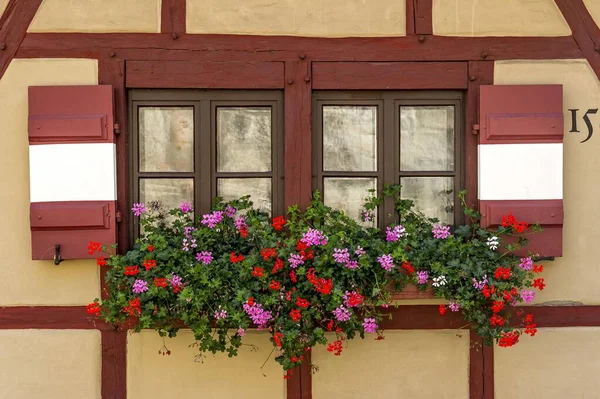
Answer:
326;340;343;356
273;332;284;347
290;308;301;322
494;267;511;281
153;277;168;288
96;257;107;267
124;265;139;276
240;228;248;238
252;267;264;278
401;261;415;275
533;278;546;290
525;313;534;324
87;241;102;255
501;213;517;227
490;314;506;326
289;270;297;283
296;298;310;308
498;331;520;347
147;245;154;252
524;324;537;336
123;297;141;316
143;259;156;270
346;292;364;307
272;216;286;231
86;302;101;316
261;248;277;260
247;297;255;307
533;264;544;274
230;252;244;263
271;258;284;274
492;301;505;313
438;304;446;315
269;280;281;290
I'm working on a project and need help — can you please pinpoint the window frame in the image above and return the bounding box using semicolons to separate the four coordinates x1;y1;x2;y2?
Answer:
312;90;464;227
129;89;284;241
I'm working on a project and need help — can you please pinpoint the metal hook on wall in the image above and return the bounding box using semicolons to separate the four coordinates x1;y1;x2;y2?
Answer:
53;244;62;265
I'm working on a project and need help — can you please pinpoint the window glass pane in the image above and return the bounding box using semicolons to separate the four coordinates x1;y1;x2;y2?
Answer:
217;107;272;172
139;107;194;172
140;179;194;213
324;177;377;224
218;178;272;214
323;106;377;172
400;106;454;171
400;177;454;224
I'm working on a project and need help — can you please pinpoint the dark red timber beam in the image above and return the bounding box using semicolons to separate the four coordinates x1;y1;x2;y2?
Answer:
102;330;127;399
406;0;433;36
0;306;110;330
469;330;485;399
555;0;600;79
0;0;43;80
16;33;582;62
161;0;186;35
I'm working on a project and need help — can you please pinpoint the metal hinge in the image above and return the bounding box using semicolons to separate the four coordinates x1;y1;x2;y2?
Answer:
114;123;121;135
472;124;480;135
116;210;123;223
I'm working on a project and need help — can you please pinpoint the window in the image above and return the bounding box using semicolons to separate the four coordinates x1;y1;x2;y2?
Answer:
129;90;284;237
313;91;463;226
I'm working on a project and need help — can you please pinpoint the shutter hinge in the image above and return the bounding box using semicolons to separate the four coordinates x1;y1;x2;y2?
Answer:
114;123;121;135
472;124;480;135
116;210;123;223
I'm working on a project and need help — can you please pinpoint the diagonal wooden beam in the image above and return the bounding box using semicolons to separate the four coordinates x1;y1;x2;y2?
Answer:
0;0;43;81
555;0;600;79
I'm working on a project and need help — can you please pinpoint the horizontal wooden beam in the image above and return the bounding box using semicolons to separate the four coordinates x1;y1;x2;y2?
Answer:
0;306;111;330
16;33;583;62
312;61;467;89
126;60;285;88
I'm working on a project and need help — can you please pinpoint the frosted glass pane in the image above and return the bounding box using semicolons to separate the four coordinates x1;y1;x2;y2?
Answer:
400;106;454;171
401;177;454;224
218;178;272;214
324;178;377;223
139;107;194;172
323;106;377;172
217;107;271;172
140;179;194;212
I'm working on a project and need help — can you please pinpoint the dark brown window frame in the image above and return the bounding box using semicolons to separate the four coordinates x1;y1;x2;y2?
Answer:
129;89;284;241
312;90;464;227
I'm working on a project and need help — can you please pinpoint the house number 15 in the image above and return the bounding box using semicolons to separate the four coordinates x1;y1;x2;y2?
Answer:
569;108;598;143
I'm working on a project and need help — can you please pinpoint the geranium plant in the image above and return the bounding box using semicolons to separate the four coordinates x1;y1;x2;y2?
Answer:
87;185;545;376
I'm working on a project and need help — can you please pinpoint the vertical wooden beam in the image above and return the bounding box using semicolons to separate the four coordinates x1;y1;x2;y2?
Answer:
406;0;416;35
284;60;312;210
554;0;600;80
99;58;129;263
415;0;433;35
469;330;484;399
483;343;495;399
0;0;43;80
102;330;127;399
465;61;494;215
161;0;186;35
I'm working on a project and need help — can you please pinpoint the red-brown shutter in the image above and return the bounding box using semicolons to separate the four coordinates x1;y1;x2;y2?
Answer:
28;85;117;261
478;85;564;257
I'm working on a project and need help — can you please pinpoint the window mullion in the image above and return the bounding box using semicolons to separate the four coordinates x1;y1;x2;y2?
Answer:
382;97;397;226
198;99;211;214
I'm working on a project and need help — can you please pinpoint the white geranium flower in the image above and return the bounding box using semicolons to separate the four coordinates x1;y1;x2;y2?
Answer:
487;236;499;250
432;275;447;287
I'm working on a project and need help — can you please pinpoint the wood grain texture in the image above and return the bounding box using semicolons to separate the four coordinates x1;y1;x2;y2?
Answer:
16;33;583;62
161;0;186;34
555;0;600;79
126;60;285;88
102;330;127;399
0;0;43;80
406;0;416;35
415;0;433;35
312;62;467;90
0;306;110;330
465;61;494;217
469;330;485;399
284;61;312;210
99;59;128;300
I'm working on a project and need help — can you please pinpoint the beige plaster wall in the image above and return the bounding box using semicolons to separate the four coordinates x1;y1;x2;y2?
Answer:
584;0;600;29
0;0;8;18
495;59;600;304
0;58;100;305
312;330;469;398
433;0;570;37
186;0;405;37
495;327;600;398
0;329;101;399
127;330;286;398
28;0;161;33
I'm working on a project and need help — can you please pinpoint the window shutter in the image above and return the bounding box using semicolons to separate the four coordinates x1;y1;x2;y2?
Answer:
28;85;117;261
478;85;564;257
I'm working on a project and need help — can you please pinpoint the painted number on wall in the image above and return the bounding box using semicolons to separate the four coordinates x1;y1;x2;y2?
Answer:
569;108;598;143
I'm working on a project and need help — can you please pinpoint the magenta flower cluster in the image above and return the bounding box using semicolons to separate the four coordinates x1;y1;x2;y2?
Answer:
432;224;451;239
179;201;193;213
288;253;304;268
519;257;533;271
182;238;197;252
234;217;247;230
301;228;328;246
333;248;350;264
132;203;146;216
386;225;406;242
196;251;213;265
449;302;460;312
362;318;378;333
360;209;375;222
170;274;182;288
132;279;148;294
184;226;197;239
377;254;394;271
333;305;352;322
225;205;236;218
520;289;535;303
243;302;272;329
201;211;224;228
214;307;228;320
472;275;488;290
417;270;429;284
354;246;366;257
